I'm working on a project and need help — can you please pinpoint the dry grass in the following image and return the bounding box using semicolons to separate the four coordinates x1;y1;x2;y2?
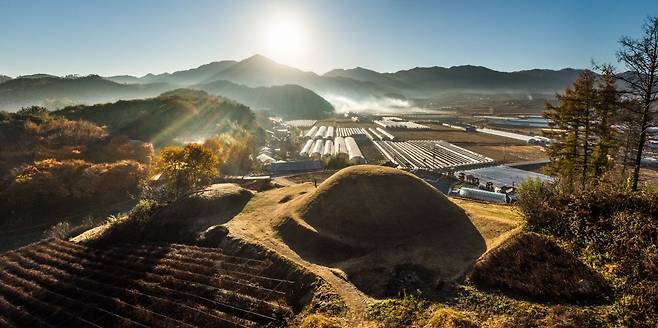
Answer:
285;165;473;246
425;307;478;328
464;145;547;164
466;232;609;302
299;314;342;328
449;198;523;250
226;165;526;314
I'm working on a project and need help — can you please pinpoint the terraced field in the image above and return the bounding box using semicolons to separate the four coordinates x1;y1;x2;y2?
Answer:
0;239;308;327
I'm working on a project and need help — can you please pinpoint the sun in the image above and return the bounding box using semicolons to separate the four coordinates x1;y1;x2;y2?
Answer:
263;13;307;65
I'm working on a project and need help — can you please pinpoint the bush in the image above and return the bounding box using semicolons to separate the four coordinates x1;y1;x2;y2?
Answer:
299;314;341;328
0;159;146;220
367;293;428;327
425;307;477;328
515;178;561;231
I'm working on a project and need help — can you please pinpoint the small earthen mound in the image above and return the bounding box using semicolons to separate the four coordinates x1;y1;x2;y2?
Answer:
467;232;609;302
164;183;253;220
89;184;253;245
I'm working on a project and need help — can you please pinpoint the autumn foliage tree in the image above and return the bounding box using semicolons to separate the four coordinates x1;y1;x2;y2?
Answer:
151;144;219;199
203;127;255;175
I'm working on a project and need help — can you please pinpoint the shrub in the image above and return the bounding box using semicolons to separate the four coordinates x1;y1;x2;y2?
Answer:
367;293;428;327
425;307;477;328
515;178;561;232
299;314;341;328
0;159;146;220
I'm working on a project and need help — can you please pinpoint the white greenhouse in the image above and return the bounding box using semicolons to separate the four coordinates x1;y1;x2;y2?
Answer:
345;137;366;164
299;139;314;157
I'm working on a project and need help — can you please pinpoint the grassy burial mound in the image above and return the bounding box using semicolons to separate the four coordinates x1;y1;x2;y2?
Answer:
466;232;609;302
0;238;318;327
84;183;253;245
275;165;486;296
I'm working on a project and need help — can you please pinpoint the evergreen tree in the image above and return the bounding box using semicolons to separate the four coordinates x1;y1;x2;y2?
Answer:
544;70;619;187
591;70;619;177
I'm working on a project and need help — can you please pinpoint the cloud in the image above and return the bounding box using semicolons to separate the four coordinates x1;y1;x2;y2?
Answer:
322;94;429;113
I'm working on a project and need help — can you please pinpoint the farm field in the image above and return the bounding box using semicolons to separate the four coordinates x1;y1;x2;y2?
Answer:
384;123;527;145
466;145;548;164
0;239;310;327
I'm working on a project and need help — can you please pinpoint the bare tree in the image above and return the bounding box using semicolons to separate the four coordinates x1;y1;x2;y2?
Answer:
616;16;658;191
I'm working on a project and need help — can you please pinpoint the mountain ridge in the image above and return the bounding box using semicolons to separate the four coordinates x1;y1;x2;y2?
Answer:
1;54;592;114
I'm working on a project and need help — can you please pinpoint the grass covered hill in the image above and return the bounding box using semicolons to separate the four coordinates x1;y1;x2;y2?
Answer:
56;89;259;147
195;80;334;119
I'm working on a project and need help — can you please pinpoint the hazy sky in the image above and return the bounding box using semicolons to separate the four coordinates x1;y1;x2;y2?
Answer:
1;0;658;77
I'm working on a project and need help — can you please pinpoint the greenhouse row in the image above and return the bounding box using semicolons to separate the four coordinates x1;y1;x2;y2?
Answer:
299;136;365;164
373;140;494;171
304;125;335;140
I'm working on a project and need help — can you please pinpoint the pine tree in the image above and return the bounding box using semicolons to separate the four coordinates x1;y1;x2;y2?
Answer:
544;70;619;187
590;70;619;177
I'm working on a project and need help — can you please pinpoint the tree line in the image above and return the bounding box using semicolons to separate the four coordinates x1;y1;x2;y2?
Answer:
544;16;658;191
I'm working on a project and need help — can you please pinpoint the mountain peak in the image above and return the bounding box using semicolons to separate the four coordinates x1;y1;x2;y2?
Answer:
241;54;277;65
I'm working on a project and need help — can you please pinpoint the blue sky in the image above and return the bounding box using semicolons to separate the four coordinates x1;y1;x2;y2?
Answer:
1;0;657;77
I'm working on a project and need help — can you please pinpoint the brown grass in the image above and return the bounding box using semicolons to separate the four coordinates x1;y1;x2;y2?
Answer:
466;232;609;302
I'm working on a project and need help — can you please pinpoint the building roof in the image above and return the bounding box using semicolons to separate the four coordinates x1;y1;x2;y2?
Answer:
457;165;553;187
269;160;323;173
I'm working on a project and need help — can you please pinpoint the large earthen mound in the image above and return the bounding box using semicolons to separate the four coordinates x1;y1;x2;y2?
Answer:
275;165;486;296
467;232;609;302
288;165;468;247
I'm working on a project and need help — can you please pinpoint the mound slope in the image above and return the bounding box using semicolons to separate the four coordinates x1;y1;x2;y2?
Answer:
275;165;486;296
467;232;609;302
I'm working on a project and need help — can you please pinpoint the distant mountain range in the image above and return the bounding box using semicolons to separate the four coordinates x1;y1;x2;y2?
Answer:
1;54;587;115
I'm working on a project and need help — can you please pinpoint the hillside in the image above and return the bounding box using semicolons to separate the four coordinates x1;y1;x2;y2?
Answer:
0;75;10;84
195;80;334;119
0;75;171;112
56;89;258;147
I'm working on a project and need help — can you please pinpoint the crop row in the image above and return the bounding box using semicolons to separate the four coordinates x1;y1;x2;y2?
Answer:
0;239;299;327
